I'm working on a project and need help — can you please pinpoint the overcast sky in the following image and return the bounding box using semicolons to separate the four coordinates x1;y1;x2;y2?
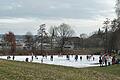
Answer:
0;0;116;36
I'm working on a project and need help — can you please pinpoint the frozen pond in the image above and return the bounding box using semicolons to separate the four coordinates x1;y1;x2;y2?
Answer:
0;55;100;68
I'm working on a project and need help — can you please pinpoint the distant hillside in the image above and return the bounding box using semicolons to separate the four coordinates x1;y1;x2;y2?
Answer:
0;34;24;40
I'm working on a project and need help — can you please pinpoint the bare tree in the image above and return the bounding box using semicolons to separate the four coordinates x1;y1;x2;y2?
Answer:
49;26;56;51
109;18;120;51
24;32;33;51
102;18;110;52
4;32;16;55
55;23;74;52
110;18;120;32
37;24;48;55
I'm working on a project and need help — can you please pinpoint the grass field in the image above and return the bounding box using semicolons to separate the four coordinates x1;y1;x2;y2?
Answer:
0;59;120;80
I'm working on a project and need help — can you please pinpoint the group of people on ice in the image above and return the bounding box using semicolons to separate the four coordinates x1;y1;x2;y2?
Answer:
21;54;96;63
6;54;96;63
66;54;95;61
99;52;120;67
6;52;120;67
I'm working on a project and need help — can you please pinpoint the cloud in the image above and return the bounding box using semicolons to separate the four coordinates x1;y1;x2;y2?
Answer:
0;17;107;36
0;18;34;23
0;0;115;19
0;0;116;36
0;6;13;10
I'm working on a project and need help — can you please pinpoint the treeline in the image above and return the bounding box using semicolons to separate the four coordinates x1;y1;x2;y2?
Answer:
0;18;120;55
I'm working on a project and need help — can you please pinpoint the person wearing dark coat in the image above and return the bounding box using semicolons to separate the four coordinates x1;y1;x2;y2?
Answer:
99;57;102;67
80;56;82;61
75;55;78;61
50;55;53;61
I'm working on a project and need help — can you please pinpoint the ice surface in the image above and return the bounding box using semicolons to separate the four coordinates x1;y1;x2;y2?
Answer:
0;55;100;68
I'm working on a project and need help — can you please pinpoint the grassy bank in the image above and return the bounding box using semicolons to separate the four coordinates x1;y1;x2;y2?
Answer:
0;59;119;80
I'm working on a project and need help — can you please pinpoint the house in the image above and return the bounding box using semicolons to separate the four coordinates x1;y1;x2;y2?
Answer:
64;37;81;50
